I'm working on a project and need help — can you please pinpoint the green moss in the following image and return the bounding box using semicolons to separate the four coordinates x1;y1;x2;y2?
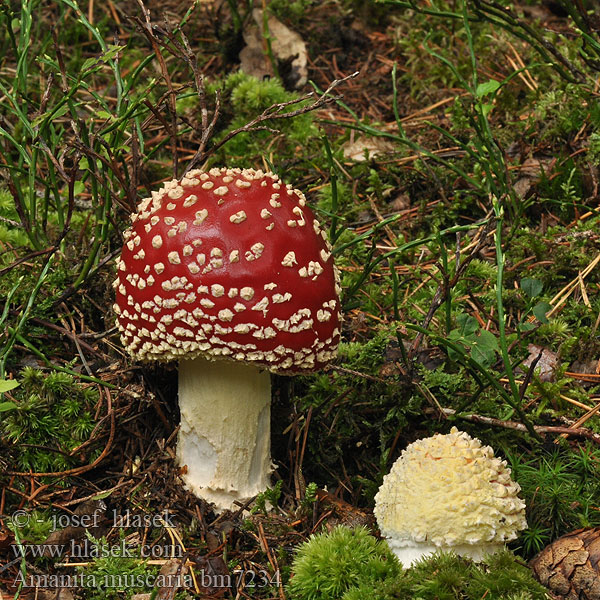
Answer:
341;577;412;600
287;526;401;600
418;364;467;405
204;72;318;167
338;328;395;373
1;367;98;475
507;445;600;557
531;84;595;141
341;551;548;600
77;530;160;600
8;508;55;543
268;0;312;24
289;529;546;600
465;550;549;598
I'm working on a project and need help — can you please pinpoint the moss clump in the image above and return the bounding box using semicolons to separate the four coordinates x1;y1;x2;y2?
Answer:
507;445;600;557
465;550;550;599
1;367;98;474
287;527;546;600
207;71;318;164
77;531;160;600
287;526;401;600
341;551;549;600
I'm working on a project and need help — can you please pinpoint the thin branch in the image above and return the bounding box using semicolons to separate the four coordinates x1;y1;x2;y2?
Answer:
186;71;360;173
436;407;600;445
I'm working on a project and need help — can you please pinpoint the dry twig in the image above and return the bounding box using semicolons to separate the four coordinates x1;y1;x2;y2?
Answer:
436;407;600;445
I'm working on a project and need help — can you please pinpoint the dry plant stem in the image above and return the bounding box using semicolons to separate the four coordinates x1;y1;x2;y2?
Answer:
545;252;600;319
185;71;360;174
409;218;492;357
556;400;600;442
7;312;98;356
134;0;179;174
176;26;220;162
138;15;221;167
0;246;58;276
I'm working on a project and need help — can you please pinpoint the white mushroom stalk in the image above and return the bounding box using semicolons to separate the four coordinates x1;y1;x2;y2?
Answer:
114;167;341;511
177;357;271;508
374;427;527;566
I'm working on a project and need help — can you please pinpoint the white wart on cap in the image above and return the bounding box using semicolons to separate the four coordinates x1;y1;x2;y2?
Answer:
374;427;527;566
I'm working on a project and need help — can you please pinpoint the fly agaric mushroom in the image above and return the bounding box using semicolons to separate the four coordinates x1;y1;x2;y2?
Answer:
114;167;341;510
374;427;527;566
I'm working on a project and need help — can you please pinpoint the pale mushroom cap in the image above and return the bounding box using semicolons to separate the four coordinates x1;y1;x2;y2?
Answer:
114;167;341;373
374;427;527;553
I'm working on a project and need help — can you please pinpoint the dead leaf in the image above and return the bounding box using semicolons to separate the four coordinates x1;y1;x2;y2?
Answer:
190;555;230;597
156;559;189;600
513;176;533;199
342;136;395;161
517;157;552;177
388;193;410;212
512;157;555;199
239;9;307;89
522;344;558;382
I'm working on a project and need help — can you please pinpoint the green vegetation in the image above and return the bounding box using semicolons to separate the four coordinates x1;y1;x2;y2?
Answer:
1;367;97;474
208;71;318;166
289;527;547;600
4;0;600;597
251;480;284;515
288;526;401;600
76;531;160;600
343;551;550;599
7;509;56;545
507;445;600;555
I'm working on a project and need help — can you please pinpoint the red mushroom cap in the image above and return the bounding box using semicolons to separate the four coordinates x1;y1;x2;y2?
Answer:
114;167;341;373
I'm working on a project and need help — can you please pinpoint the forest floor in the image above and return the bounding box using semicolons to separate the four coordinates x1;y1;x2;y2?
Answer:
2;1;600;599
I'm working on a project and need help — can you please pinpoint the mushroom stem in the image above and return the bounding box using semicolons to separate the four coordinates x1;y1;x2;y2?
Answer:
176;357;271;511
387;540;506;567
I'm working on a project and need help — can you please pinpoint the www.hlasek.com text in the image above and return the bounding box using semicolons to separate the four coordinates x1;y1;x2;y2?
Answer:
12;538;182;560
